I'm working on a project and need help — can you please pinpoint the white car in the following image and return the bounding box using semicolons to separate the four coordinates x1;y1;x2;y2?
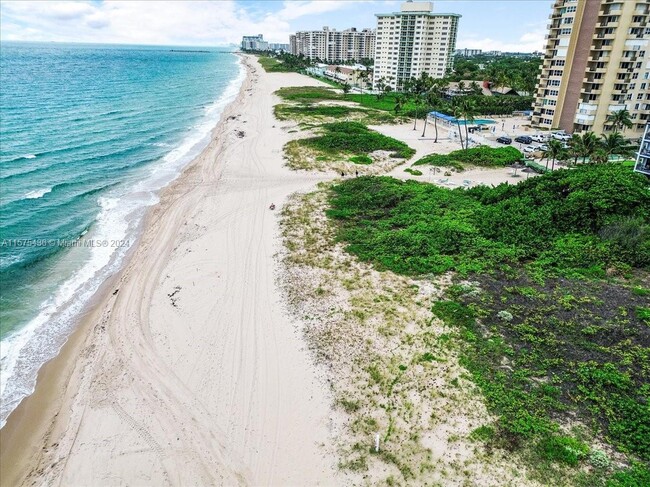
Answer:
523;146;537;153
530;134;548;143
538;144;549;152
551;133;571;142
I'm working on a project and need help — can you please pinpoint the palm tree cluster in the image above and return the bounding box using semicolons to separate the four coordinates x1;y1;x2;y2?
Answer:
543;110;636;170
402;73;476;147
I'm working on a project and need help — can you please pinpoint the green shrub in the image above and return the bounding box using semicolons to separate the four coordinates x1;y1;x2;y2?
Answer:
636;306;650;325
404;168;423;176
413;146;522;171
469;425;495;442
599;217;650;268
275;86;341;102
537;435;589;466
326;166;650;276
606;464;650;487
303;122;415;160
350;155;373;165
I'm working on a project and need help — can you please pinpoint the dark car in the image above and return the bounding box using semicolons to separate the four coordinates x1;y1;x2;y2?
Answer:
496;136;512;144
515;135;533;144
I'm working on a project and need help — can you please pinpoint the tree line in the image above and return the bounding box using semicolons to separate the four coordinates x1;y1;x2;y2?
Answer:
541;110;637;170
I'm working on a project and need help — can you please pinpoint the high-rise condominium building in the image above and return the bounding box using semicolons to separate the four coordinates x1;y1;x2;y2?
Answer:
241;35;269;51
635;122;650;175
532;0;650;137
373;1;460;91
289;27;376;62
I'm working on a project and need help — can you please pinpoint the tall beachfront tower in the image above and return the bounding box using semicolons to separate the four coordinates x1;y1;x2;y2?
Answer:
532;0;649;137
373;1;460;91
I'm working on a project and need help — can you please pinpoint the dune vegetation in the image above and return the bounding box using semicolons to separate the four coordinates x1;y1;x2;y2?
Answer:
325;165;650;484
284;121;415;171
413;146;523;172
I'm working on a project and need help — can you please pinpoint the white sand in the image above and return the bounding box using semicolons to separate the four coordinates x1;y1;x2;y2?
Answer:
1;56;339;486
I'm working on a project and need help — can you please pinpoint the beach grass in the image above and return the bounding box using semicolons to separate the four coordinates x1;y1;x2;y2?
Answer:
283;122;415;171
280;187;538;485
257;55;295;73
413;146;523;172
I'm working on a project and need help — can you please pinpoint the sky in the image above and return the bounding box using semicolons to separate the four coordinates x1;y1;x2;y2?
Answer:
0;0;555;52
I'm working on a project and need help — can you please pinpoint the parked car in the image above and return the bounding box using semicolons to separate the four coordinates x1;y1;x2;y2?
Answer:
496;136;512;145
515;135;533;144
538;144;549;152
552;132;571;142
530;134;548;143
523;146;537;153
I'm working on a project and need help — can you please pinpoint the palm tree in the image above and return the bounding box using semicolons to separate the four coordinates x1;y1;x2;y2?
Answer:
543;139;564;171
567;134;584;165
394;94;406;114
358;69;369;98
606;109;633;133
452;106;466;150
407;72;434;131
429;79;447;143
457;98;476;151
591;148;609;164
600;131;635;159
580;132;600;162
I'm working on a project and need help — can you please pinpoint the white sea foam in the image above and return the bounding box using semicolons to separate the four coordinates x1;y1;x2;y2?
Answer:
23;187;52;199
0;55;246;427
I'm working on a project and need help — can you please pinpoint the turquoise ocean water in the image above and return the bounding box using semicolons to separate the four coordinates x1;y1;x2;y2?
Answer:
0;42;244;425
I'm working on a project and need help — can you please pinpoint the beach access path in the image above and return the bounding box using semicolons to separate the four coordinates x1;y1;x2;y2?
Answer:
1;55;338;486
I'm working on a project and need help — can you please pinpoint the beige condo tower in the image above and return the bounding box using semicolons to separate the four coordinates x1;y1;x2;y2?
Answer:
532;0;650;138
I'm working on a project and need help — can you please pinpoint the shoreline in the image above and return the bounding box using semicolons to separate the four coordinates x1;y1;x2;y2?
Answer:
1;54;338;486
0;52;247;428
0;53;250;485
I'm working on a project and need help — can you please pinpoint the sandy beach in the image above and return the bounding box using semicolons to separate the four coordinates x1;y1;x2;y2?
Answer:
0;55;338;486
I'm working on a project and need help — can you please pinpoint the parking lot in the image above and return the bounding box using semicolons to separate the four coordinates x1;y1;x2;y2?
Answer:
459;115;569;161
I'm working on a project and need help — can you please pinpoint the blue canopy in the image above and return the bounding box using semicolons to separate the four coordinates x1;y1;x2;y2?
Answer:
429;111;457;123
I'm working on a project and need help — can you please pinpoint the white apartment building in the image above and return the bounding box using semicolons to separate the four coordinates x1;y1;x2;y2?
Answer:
289;27;375;62
373;1;460;91
241;35;269;51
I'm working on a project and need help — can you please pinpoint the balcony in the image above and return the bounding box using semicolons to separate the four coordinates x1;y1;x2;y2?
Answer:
575;113;596;123
591;43;613;51
579;103;598;112
588;65;609;74
581;87;602;95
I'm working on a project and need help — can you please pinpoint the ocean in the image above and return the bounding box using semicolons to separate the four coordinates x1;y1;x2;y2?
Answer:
0;42;245;426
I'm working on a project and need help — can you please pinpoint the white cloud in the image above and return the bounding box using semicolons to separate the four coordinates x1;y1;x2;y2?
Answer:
0;0;383;45
458;25;547;52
